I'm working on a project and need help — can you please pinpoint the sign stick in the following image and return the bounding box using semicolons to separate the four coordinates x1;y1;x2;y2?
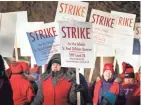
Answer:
113;49;117;71
76;68;80;105
88;68;94;83
15;36;19;61
42;65;45;74
79;68;84;75
100;57;103;76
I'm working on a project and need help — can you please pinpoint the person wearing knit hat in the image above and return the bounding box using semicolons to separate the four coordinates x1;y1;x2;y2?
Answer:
123;67;136;85
31;53;91;105
121;66;140;105
10;61;34;105
93;63;120;105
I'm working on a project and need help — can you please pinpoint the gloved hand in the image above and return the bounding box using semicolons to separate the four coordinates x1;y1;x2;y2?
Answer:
114;77;122;83
65;68;76;82
100;97;110;105
86;103;93;105
75;84;84;92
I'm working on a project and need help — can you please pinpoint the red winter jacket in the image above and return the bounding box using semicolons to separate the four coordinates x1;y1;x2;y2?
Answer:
122;82;140;105
93;80;120;104
135;73;140;83
10;74;34;105
42;76;72;105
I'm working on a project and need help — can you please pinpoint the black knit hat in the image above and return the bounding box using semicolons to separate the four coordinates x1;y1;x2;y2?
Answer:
124;73;135;78
51;58;61;65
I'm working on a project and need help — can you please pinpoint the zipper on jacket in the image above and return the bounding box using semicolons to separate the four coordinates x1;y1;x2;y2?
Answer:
54;86;56;105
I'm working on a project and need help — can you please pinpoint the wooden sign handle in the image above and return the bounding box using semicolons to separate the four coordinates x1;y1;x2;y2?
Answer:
88;68;94;83
42;65;45;74
76;68;80;105
113;49;117;71
100;57;103;76
15;35;19;61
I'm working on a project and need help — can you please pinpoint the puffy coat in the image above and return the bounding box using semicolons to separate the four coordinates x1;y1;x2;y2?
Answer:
42;75;72;105
122;82;140;105
93;78;120;105
10;74;34;105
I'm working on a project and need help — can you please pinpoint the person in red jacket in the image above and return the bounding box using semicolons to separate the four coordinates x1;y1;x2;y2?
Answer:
10;61;34;105
93;63;120;105
31;53;91;105
122;67;140;105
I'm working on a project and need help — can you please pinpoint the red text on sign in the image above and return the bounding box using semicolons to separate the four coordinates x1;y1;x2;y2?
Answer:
62;27;90;39
59;3;86;17
29;27;57;42
92;14;115;28
118;17;133;27
136;26;140;35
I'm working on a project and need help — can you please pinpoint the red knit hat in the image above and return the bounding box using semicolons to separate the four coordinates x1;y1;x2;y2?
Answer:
10;62;23;73
125;68;134;73
103;63;114;73
20;62;29;72
122;62;133;73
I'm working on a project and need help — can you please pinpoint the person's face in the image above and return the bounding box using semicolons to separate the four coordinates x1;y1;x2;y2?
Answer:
124;78;134;85
51;63;61;72
103;70;113;81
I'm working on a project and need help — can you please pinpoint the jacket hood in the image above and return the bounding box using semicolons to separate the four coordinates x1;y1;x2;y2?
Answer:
44;53;61;74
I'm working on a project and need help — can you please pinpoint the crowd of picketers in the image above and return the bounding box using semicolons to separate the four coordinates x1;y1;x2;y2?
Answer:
0;54;140;105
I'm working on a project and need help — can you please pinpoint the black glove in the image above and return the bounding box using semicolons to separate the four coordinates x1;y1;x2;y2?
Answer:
86;103;93;105
75;84;84;92
100;97;111;105
65;68;76;82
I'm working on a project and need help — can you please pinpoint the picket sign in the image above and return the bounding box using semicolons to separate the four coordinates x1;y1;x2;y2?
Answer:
60;21;95;105
55;1;89;22
76;68;81;105
0;13;17;57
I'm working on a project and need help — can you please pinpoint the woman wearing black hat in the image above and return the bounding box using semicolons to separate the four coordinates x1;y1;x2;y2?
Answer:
31;53;92;105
